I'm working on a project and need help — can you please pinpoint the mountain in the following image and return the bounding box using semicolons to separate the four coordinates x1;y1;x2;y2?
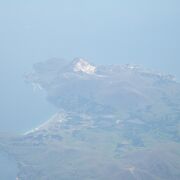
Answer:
0;58;180;180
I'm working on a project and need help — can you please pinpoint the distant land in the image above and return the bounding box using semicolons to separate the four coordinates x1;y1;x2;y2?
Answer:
0;58;180;180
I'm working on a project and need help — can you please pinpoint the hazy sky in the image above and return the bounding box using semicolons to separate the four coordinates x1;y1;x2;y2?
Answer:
0;0;179;132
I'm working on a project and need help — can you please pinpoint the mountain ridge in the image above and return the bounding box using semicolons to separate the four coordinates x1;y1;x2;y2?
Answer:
1;58;180;180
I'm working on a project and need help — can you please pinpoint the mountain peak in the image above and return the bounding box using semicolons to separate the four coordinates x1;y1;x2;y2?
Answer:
73;58;96;74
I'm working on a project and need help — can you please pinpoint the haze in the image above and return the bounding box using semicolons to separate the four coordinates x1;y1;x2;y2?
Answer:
0;0;179;132
0;1;180;179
